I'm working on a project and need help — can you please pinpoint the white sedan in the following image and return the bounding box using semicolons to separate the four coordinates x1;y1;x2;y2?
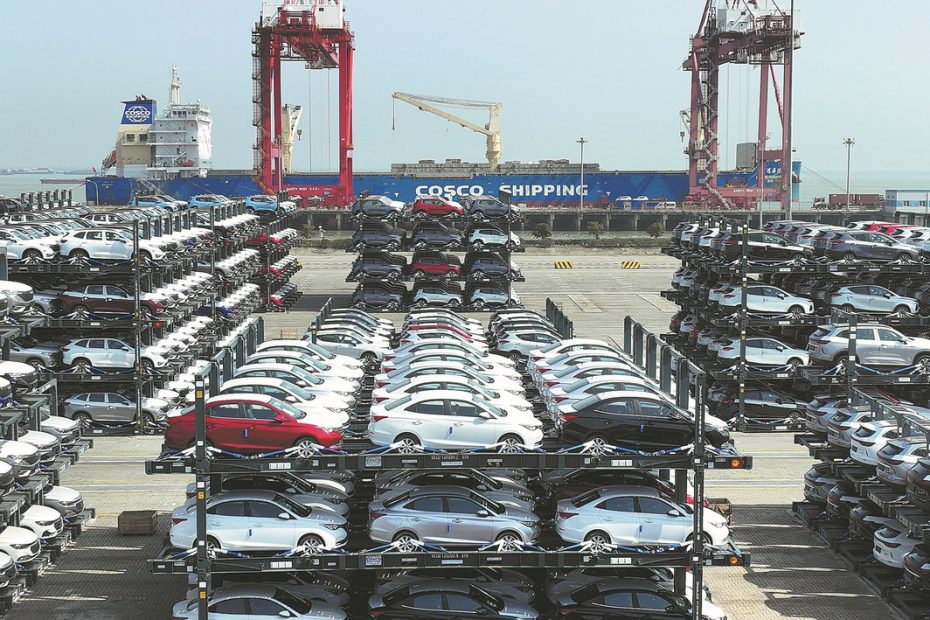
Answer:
371;374;532;413
873;525;921;568
380;351;520;380
172;585;346;620
368;391;543;450
716;337;809;369
530;351;631;386
257;340;365;370
373;360;524;394
170;490;347;554
526;338;621;373
386;339;491;361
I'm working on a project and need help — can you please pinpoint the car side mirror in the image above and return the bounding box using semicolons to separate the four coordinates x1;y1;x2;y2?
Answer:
476;509;490;517
478;411;492;420
279;611;293;618
285;396;298;403
278;512;291;520
884;293;892;298
777;294;786;299
667;509;684;517
273;412;289;423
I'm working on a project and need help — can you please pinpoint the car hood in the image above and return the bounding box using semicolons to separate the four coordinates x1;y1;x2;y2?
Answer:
45;485;81;503
0;526;38;545
23;504;60;522
18;431;58;449
0;441;38;459
0;361;36;376
41;416;80;433
0;281;33;294
143;397;172;411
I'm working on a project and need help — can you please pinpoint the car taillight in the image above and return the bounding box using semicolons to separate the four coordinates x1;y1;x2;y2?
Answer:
383;367;394;372
374;397;388;403
537;367;549;373
532;356;543;361
723;294;735;298
172;517;187;525
722;347;734;351
370;609;385;618
545;381;558;387
553;397;568;403
377;381;388;387
811;339;829;345
722;398;734;404
369;512;385;521
562;414;577;421
384;355;394;361
372;415;387;422
858;440;875;447
558;511;578;519
560;607;577;615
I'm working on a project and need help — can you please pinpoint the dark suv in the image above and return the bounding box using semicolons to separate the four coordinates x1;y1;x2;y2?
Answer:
716;388;808;421
351;223;404;251
348;252;406;282
409;251;461;279
349;195;405;221
461;196;519;221
351;283;406;310
410;222;462;251
60;284;166;318
464;252;522;280
823;231;920;261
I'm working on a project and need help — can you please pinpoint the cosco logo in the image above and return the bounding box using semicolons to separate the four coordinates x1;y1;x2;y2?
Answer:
125;106;151;123
416;185;485;198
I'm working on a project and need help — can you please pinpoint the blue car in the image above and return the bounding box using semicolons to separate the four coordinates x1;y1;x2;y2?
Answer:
188;194;232;209
245;195;283;215
134;194;186;212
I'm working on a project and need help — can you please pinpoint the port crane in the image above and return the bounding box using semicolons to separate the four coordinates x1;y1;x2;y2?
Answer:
683;0;801;209
392;92;502;171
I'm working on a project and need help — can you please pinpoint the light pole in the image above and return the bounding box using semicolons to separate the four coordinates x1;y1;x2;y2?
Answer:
843;137;855;221
577;137;588;212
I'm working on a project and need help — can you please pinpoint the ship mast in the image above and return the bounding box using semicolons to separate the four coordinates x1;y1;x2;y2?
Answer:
169;65;181;106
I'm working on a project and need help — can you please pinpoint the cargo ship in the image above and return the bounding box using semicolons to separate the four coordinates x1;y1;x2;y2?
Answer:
86;70;799;208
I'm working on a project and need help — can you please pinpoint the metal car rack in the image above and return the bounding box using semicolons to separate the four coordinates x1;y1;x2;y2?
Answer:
145;301;752;620
347;193;524;312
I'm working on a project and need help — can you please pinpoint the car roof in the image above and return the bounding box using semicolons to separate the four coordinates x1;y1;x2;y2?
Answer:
211;585;280;601
221;377;291;388
207;393;277;405
207;489;281;503
592;485;663;499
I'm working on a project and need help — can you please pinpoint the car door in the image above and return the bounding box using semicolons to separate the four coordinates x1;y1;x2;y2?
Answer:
447;399;489;447
86;338;109;367
205;403;250;450
205;500;250;549
635;496;689;545
636;400;690;448
0;232;15;258
872;233;897;259
591;397;637;442
402;496;447;543
869;286;894;312
854;328;881;364
409;399;451;446
105;339;133;368
592;495;638;544
106;393;136;422
445;496;494;545
242;402;294;450
84;393;112;421
247;499;296;550
104;285;133;313
876;328;910;365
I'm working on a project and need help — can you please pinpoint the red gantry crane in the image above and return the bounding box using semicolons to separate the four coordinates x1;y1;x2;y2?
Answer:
253;0;355;205
683;0;801;210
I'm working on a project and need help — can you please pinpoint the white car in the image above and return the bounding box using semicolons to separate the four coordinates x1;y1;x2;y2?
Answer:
233;363;359;397
371;374;532;413
873;524;921;568
218;379;351;431
877;437;930;485
20;504;63;539
398;330;489;350
315;320;392;341
554;486;730;547
386;338;491;361
245;351;364;383
380;352;520;380
61;337;170;373
535;355;636;389
538;363;645;396
0;525;40;562
544;376;668;418
173;585;347;620
717;285;814;315
716;337;809;369
0;552;14;587
526;339;621;374
170;490;348;554
373;360;524;395
256;340;364;371
368;391;543;450
308;332;391;365
849;420;900;466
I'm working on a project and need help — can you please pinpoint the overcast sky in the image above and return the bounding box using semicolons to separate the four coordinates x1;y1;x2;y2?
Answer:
1;0;927;176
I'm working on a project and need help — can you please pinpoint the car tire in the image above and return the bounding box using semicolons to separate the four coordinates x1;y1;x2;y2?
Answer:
394;433;421;452
71;357;92;373
509;351;522;363
897;253;912;263
69;304;90;316
392;530;421;551
361;352;377;367
495;531;524;547
387;242;400;252
473;300;485;310
412;270;425;280
788;305;804;315
387;301;400;312
473;240;484;251
72;412;92;429
914;354;930;372
415;299;427;308
22;249;42;261
141;359;155;374
449;298;461;307
297;534;325;554
584;530;612;546
246;207;255;215
498;434;524;451
69;249;90;261
787;358;803;371
25;358;45;371
894;304;910;314
841;304;856;313
843;251;857;261
206;536;222;558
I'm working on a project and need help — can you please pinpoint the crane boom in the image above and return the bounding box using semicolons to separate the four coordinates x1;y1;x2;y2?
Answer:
392;91;502;171
281;104;304;174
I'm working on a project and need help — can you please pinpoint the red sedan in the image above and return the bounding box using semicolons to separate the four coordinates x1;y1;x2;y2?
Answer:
411;197;465;218
164;395;341;453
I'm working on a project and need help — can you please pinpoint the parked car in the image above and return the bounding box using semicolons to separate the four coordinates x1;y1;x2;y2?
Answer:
368;487;541;548
824;231;921;261
163;395;342;453
170;490;347;554
374;360;524;395
350;195;406;220
245;194;290;216
877;437;929;486
348;253;406;282
43;484;84;517
218;378;351;431
0;360;37;394
716;388;808;421
60;228;168;263
63;392;169;427
554;486;730;547
8;337;61;369
0;552;14;589
467;285;516;309
717;285;814;315
462;196;520;221
19;504;63;540
553;578;726;620
371;375;532;414
467;226;521;251
351;224;403;251
409;251;461;279
59;283;167;318
716;337;809;370
411;196;465;219
351;283;405;310
0;440;40;480
411;283;463;308
807;324;930;369
464;252;522;280
368;581;536;619
0;228;58;261
373;469;533;505
827;285;918;314
187;194;231;209
0;525;40;563
410;223;463;251
873;524;921;568
172;585;346;620
850;421;901;467
902;544;930;590
61;337;170;373
715;230;808;260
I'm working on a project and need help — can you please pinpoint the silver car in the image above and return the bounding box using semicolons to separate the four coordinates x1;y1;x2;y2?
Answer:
412;285;463;308
718;285;814;315
62;392;168;426
808;324;930;368
495;329;561;360
828;285;919;314
850;421;900;466
716;337;809;369
172;585;346;620
468;286;518;309
877;437;930;486
368;488;541;548
374;483;534;511
373;470;532;503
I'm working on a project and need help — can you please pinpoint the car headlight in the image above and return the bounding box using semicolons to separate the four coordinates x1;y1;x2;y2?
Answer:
323;523;342;531
519;423;540;431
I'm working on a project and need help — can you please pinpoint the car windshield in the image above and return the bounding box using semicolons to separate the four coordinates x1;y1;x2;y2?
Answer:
273;493;310;518
273;588;312;615
269;398;309;420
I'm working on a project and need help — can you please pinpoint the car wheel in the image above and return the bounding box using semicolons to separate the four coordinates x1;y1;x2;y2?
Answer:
448;298;461;307
360;352;377;367
914;354;930;373
473;240;484;251
141;359;155;374
894;304;910;314
472;270;485;279
843;251;857;261
71;357;92;373
394;433;421;453
72;412;92;429
841;304;856;313
246;207;255;215
584;530;611;547
509;351;523;363
140;250;153;263
22;249;42;261
495;531;524;548
412;270;425;280
69;304;90;316
788;305;804;316
69;249;90;261
387;301;400;312
415;299;427;308
415;242;427;251
473;300;485;310
787;358;803;372
293;437;319;456
25;358;45;371
392;530;421;552
387;242;400;252
498;434;524;452
297;534;325;555
206;537;222;559
897;253;912;263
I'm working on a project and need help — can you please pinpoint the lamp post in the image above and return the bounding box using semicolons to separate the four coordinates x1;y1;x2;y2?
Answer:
843;137;855;221
577;137;588;212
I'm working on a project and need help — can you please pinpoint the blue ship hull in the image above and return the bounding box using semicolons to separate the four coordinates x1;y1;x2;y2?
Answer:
86;163;799;206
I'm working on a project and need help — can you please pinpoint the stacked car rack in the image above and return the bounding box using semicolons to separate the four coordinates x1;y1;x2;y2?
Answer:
246;215;302;312
143;300;752;620
346;195;524;312
664;218;930;617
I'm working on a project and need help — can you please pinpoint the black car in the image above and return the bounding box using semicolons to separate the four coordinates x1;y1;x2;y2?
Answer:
716;389;808;421
461;196;518;221
351;283;405;310
554;579;693;619
557;393;729;450
369;582;534;619
410;223;462;251
351;224;404;251
349;195;405;220
714;230;807;260
824;231;921;261
464;251;521;280
825;479;860;518
349;252;406;282
539;469;673;501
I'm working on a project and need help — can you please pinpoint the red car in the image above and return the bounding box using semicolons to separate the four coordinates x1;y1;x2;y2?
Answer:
60;284;166;318
164;395;341;453
409;252;461;278
411;197;465;219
